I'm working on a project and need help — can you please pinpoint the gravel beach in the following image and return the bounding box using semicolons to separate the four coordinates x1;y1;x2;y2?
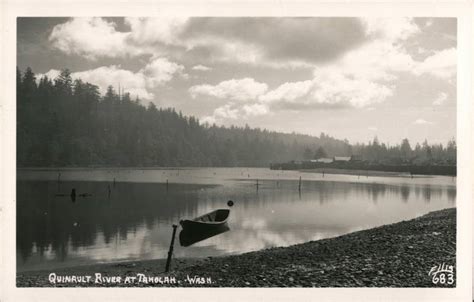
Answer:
17;208;456;288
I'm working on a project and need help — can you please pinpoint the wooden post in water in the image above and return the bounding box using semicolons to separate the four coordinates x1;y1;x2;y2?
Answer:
113;178;116;187
70;188;76;202
256;179;259;191
166;179;169;191
57;172;61;192
298;176;302;192
165;224;178;272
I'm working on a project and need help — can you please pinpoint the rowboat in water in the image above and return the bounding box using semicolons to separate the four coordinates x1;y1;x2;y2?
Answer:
179;209;230;232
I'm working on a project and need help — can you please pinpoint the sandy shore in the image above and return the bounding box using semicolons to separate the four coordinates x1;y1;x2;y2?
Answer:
17;208;456;288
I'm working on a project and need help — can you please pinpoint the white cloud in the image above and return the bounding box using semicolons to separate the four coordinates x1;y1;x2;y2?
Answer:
433;92;448;106
310;70;394;108
189;78;268;101
242;103;270;117
362;18;420;42
259;80;313;103
202;104;240;124
193;71;393;122
49;18;135;59
214;104;239;119
37;57;184;100
192;65;212;71
202;102;270;124
207;40;263;65
336;40;416;81
313;18;455;89
258;69;394;109
311;19;420;86
414;48;456;80
140;57;186;87
124;17;189;46
49;17;190;60
413;119;434;125
72;66;153;100
36;69;61;83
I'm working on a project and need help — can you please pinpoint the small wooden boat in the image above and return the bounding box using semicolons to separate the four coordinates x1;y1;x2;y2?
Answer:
179;209;230;232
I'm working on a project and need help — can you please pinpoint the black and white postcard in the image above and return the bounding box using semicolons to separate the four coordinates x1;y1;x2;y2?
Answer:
1;1;472;301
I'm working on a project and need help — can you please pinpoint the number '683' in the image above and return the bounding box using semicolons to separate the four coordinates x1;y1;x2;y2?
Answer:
432;273;454;285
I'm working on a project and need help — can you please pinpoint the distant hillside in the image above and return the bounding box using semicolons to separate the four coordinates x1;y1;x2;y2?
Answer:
17;67;456;167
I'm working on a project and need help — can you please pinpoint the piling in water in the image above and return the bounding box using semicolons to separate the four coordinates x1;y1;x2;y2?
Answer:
165;224;178;272
70;188;76;202
57;173;61;192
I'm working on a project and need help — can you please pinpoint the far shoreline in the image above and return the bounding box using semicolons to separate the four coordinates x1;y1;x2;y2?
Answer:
16;166;456;179
299;167;434;177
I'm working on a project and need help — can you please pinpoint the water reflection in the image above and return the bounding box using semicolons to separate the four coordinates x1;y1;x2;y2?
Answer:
179;224;230;247
400;185;410;202
17;181;213;267
17;170;456;272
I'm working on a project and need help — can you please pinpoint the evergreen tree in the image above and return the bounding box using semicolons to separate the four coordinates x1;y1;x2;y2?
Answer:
314;147;327;159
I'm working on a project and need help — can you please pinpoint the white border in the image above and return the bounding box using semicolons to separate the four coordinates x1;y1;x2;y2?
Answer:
1;1;472;301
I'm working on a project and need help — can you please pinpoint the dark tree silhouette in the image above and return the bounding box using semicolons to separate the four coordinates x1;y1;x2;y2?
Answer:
16;67;456;167
314;147;327;159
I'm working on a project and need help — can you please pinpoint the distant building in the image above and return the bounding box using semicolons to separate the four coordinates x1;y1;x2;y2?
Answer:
312;157;334;164
350;155;362;161
333;156;351;162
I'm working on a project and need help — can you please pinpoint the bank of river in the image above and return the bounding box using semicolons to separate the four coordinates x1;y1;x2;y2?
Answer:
300;168;412;177
17;208;456;287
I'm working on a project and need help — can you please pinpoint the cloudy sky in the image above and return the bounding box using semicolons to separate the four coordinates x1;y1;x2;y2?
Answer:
17;17;456;145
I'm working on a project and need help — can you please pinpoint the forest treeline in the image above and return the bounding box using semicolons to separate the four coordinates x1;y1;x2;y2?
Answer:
17;67;456;167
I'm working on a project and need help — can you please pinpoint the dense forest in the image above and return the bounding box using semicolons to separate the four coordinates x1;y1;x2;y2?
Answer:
17;67;456;167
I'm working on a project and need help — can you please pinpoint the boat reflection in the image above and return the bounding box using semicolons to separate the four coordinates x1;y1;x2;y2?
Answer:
179;224;230;247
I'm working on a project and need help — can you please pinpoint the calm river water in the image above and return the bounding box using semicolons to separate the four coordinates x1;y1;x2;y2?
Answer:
17;167;456;272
